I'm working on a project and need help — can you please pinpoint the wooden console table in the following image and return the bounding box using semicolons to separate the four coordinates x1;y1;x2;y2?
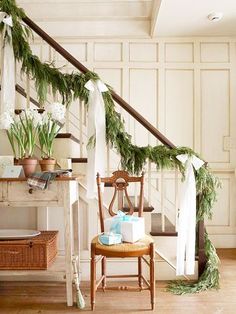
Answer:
0;177;81;306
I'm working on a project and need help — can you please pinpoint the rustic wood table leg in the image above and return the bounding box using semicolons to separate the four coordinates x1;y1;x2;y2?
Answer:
63;181;76;306
73;200;80;257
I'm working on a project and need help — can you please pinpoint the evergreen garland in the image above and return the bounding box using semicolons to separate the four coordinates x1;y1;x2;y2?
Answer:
1;0;221;294
167;233;220;294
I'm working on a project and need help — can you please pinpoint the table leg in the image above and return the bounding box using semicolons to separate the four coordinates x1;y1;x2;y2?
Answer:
63;182;74;306
73;200;80;256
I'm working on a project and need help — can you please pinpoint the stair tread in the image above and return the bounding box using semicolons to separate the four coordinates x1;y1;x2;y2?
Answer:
150;231;177;236
71;158;88;163
123;206;154;213
56;133;80;144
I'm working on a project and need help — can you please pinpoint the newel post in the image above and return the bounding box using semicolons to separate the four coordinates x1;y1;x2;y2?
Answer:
197;194;207;276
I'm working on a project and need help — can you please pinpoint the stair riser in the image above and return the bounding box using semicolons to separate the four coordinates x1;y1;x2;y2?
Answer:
72;162;87;175
53;138;80;159
154;236;178;261
0;131;14;155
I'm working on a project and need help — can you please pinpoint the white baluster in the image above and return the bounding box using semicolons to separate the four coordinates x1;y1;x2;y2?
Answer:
26;75;30;109
175;168;179;232
48;45;53;98
79;100;83;157
147;133;152;206
133;117;137;207
106;144;110;176
40;38;43;61
145;159;152;235
84;103;87;127
134;183;138;207
49;45;53;63
64;63;70;132
65;106;70;132
148;160;152;206
52;48;59;102
160;169;165;232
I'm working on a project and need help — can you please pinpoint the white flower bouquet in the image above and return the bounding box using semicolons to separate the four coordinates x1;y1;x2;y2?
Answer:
38;102;65;159
0;109;42;159
0;103;66;174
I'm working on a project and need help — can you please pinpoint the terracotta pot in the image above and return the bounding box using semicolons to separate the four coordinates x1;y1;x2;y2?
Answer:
39;158;56;172
19;158;38;177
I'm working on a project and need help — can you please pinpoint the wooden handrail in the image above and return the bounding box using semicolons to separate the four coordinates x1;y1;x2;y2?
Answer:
22;16;175;149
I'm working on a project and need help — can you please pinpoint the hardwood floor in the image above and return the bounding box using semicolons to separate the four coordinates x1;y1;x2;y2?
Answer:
0;249;235;314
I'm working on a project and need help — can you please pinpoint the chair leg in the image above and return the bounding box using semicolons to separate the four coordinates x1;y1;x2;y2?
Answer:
90;243;96;311
150;243;155;310
138;257;142;290
101;256;106;291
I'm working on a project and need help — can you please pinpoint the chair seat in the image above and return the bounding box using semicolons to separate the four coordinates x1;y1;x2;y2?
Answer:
92;234;154;257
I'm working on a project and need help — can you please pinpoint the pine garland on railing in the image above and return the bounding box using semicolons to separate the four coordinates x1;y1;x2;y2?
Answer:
1;0;221;294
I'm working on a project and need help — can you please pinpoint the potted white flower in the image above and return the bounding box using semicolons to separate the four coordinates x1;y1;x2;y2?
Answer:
38;102;65;171
0;109;42;176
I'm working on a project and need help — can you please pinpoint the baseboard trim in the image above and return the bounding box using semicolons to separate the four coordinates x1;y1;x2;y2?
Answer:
209;234;236;248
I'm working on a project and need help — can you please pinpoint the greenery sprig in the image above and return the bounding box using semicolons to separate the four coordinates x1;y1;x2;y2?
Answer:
167;233;220;294
0;0;221;294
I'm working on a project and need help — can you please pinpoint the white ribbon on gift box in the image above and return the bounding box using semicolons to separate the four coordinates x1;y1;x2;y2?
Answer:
0;12;15;114
176;154;204;276
85;79;108;199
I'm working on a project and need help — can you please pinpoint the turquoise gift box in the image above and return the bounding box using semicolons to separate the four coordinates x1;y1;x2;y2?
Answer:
104;210;145;243
98;232;122;246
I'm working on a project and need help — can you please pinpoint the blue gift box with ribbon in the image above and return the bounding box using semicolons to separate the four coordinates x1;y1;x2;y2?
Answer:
98;232;122;246
104;210;145;243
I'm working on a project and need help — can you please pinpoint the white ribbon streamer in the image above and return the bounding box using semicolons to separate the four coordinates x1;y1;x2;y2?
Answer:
0;12;15;114
85;79;108;199
176;154;204;276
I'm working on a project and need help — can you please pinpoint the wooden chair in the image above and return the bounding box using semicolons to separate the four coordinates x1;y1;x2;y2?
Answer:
90;170;155;310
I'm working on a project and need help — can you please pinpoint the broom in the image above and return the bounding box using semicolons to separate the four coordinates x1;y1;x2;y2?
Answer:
72;256;85;309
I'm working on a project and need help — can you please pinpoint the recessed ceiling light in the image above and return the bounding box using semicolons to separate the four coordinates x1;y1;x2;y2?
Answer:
207;12;223;22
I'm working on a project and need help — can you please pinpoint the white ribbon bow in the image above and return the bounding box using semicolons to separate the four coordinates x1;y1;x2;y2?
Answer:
176;154;204;276
0;12;15;114
2;14;13;28
85;79;108;199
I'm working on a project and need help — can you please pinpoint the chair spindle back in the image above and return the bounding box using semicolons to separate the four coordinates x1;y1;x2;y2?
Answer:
96;170;145;233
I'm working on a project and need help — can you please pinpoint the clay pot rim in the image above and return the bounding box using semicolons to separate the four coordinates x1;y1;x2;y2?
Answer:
39;158;57;164
19;157;38;160
40;157;56;161
19;158;38;164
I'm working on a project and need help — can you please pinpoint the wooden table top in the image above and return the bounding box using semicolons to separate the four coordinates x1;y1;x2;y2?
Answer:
0;176;82;182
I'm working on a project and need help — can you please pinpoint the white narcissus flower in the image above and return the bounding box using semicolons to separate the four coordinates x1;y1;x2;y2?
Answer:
0;111;14;130
21;108;34;119
14;114;21;124
20;109;43;127
44;102;66;123
41;111;49;125
31;110;43;127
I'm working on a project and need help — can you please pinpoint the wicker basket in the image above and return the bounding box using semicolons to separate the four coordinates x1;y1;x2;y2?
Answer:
0;231;58;270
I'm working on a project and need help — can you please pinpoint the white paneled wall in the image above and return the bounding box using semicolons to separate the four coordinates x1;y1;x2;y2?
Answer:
165;69;194;147
1;37;236;250
201;70;230;163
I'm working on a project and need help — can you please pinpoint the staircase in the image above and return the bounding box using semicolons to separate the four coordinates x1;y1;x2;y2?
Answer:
1;12;206;281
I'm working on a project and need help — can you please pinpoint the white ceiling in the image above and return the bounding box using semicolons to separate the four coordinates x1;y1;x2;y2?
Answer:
17;0;236;37
156;0;236;37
